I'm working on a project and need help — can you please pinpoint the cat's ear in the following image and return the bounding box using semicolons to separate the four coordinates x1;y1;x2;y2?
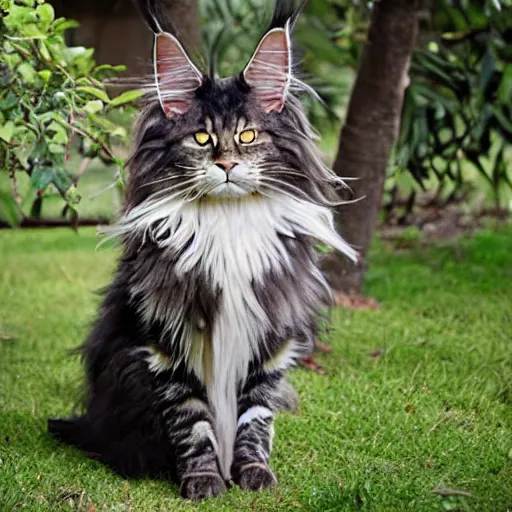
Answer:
243;22;291;113
153;32;203;118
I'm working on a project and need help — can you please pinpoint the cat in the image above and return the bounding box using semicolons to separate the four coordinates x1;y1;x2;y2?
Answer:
48;0;357;500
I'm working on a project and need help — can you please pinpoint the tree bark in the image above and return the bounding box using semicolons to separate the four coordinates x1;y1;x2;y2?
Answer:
164;0;203;57
325;0;419;294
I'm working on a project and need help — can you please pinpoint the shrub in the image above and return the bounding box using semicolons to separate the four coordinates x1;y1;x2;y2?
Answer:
389;0;512;214
0;0;142;226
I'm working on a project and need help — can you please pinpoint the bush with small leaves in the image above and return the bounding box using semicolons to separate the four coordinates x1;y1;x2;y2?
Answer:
389;0;512;216
0;0;143;226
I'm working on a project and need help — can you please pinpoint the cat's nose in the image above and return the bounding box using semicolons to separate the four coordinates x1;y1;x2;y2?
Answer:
214;159;237;174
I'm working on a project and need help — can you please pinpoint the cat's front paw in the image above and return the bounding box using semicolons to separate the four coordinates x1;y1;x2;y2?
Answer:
236;462;277;492
180;472;227;500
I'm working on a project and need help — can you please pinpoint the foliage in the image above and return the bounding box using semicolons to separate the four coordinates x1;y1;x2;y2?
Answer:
200;0;512;213
391;0;512;213
199;0;367;126
0;0;142;226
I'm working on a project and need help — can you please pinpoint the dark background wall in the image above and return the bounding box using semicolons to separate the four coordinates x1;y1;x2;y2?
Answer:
49;0;203;77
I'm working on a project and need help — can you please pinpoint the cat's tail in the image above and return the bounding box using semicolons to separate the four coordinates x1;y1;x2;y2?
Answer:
48;417;98;455
48;413;175;478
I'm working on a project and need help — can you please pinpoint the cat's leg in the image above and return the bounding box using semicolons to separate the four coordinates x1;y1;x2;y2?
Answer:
52;344;225;500
159;381;227;500
232;369;293;492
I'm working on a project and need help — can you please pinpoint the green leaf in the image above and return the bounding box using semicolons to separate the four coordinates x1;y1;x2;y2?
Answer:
65;184;81;204
0;93;18;111
38;69;52;83
36;3;54;27
480;48;495;92
17;62;37;83
492;106;512;136
46;120;62;132
76;86;111;103
94;64;127;74
0;189;21;227
48;143;66;154
38;40;51;61
315;243;333;254
498;64;512;103
0;121;15;143
109;89;144;107
20;22;46;39
52;18;80;33
30;166;54;191
38;111;64;124
111;126;127;138
50;129;68;144
61;46;93;66
13;144;36;169
83;100;104;114
52;169;74;194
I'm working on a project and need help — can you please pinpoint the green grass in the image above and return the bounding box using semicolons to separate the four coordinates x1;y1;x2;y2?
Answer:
1;227;511;511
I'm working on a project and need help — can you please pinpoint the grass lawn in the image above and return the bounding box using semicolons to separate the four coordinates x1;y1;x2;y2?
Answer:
0;227;511;511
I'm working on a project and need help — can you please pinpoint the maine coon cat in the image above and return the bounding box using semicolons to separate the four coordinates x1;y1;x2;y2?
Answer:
48;0;357;500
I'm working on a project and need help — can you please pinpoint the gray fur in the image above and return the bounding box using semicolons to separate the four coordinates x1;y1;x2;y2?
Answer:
49;0;356;499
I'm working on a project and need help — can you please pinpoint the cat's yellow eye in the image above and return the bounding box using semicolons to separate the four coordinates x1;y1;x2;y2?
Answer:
239;129;257;144
194;131;211;146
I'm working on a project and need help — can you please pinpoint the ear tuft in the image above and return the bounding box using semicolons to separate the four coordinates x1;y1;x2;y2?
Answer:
243;24;291;113
154;33;203;118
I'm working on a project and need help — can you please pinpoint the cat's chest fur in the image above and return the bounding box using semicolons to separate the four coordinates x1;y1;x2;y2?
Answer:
136;196;307;367
126;194;345;368
130;195;320;476
117;193;355;477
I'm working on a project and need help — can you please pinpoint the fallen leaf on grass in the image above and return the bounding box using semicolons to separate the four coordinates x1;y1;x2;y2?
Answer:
370;348;385;360
315;339;332;353
332;292;381;310
299;355;327;375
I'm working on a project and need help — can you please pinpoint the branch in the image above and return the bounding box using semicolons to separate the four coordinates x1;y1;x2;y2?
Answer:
74;157;93;185
8;168;23;209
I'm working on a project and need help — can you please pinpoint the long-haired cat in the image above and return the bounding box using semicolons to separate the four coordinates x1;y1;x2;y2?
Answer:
48;0;357;500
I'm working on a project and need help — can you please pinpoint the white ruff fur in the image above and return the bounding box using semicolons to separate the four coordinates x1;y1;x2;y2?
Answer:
104;194;357;478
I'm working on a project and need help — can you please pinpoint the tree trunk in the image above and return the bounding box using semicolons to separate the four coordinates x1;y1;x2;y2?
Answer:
164;0;203;56
324;0;419;295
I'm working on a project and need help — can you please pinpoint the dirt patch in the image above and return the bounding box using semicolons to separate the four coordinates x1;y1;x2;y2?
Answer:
381;195;510;246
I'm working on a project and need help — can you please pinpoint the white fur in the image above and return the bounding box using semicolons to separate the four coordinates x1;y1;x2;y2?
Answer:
204;163;256;198
264;338;304;372
182;420;219;458
104;193;356;478
237;406;273;427
146;349;172;375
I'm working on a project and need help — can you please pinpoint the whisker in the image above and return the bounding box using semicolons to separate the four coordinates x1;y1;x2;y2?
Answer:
259;176;316;201
259;180;357;207
262;170;308;179
257;164;356;193
141;174;204;189
258;182;333;207
174;164;203;170
140;180;205;204
148;184;199;202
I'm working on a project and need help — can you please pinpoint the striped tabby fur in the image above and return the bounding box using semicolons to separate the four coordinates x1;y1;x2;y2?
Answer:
48;0;356;500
